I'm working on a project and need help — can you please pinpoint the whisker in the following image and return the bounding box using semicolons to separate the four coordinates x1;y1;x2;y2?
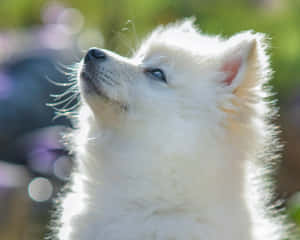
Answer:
60;94;80;110
53;101;81;113
53;110;78;120
50;93;71;101
47;76;77;87
56;62;80;72
47;62;81;119
47;93;78;107
50;88;77;100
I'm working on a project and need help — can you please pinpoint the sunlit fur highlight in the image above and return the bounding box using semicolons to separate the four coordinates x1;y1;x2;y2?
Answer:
49;19;296;240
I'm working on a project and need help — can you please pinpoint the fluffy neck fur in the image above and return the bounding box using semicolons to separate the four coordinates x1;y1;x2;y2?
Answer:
57;103;283;240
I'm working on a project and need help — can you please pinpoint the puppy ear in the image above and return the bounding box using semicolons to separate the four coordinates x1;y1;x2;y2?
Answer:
220;32;270;95
222;57;243;86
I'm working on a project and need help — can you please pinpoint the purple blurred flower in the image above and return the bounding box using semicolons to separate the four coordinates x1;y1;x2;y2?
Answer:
19;126;67;175
28;147;56;174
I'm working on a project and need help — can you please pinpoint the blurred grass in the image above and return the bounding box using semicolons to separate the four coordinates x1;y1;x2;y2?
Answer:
289;206;300;226
288;193;300;229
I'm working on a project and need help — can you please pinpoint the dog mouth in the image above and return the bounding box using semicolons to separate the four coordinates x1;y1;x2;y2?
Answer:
80;71;102;95
80;70;113;101
80;70;128;110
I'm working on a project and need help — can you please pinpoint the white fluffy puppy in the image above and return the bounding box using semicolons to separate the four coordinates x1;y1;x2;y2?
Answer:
53;19;291;240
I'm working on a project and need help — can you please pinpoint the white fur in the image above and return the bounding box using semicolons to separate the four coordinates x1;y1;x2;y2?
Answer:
53;19;291;240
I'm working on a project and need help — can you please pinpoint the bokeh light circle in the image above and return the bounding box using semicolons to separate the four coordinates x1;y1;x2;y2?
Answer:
28;177;53;202
54;156;72;181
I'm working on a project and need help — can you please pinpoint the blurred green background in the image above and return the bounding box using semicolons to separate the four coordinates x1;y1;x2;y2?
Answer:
0;0;300;239
1;0;300;96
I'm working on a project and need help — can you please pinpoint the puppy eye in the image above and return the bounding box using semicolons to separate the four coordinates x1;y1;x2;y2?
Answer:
145;68;167;83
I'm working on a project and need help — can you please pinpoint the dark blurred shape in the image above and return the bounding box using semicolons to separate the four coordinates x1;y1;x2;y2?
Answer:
0;52;72;165
0;1;83;166
0;71;13;100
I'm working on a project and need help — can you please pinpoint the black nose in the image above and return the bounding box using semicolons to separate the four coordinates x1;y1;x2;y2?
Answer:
84;48;106;63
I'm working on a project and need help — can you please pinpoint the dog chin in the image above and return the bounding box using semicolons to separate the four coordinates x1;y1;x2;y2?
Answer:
80;71;128;111
80;71;102;95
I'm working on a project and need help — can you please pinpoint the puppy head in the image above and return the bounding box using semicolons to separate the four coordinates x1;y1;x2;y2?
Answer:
78;19;270;139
